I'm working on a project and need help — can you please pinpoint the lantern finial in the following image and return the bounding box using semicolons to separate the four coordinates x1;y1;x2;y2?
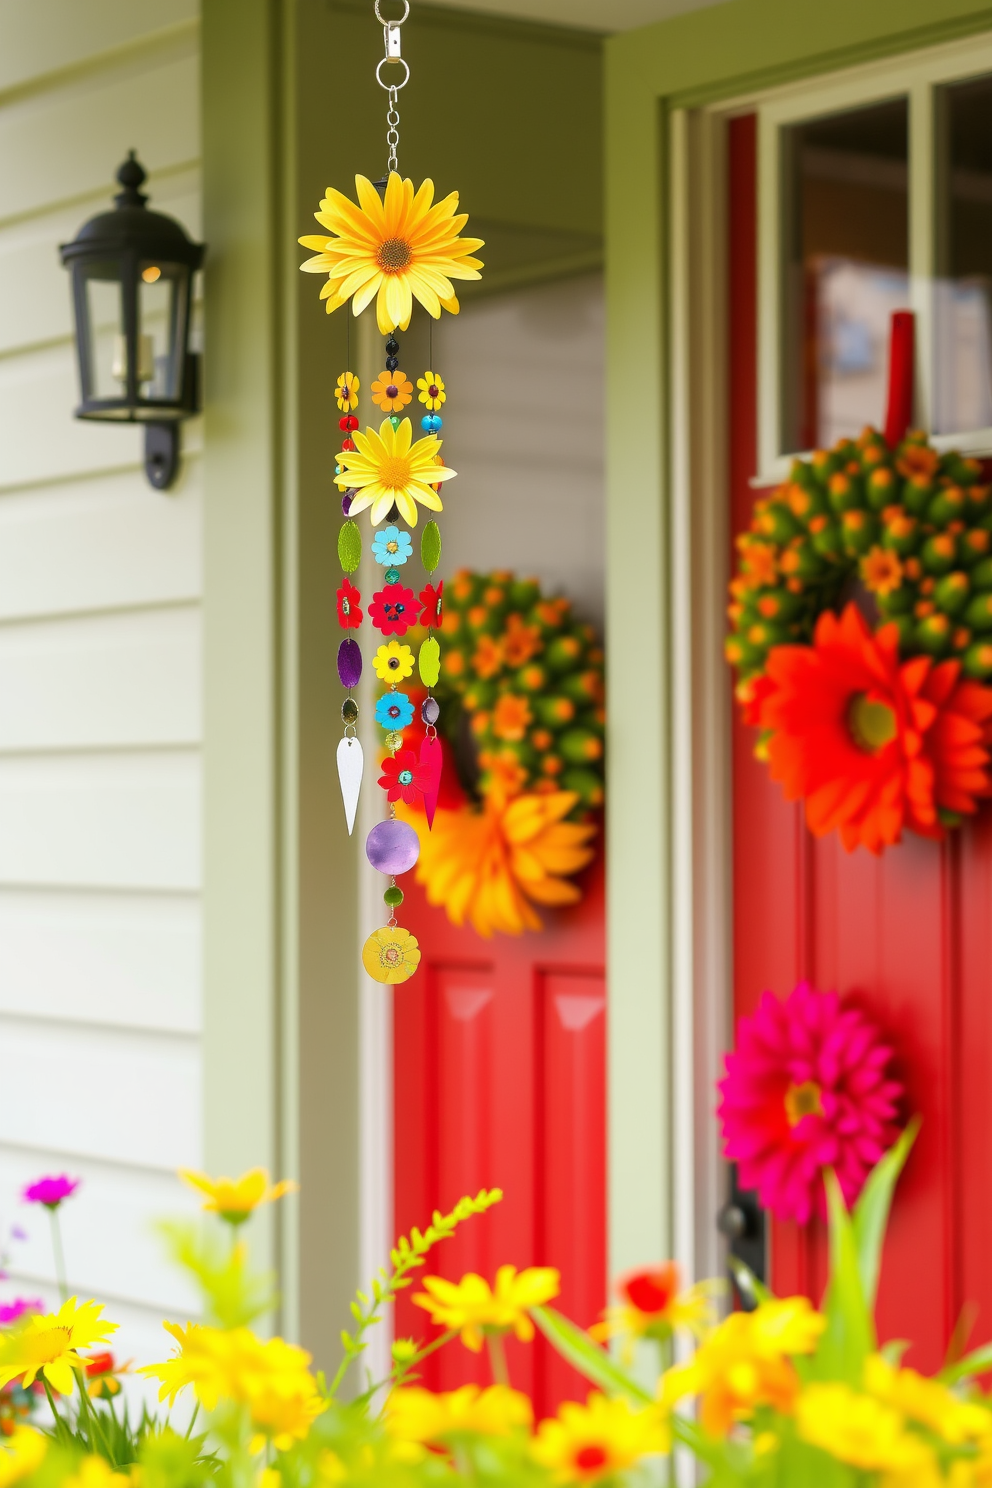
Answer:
114;151;148;209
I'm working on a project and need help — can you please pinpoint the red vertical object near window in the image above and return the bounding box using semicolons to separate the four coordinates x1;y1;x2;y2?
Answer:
728;112;992;1370
393;859;606;1417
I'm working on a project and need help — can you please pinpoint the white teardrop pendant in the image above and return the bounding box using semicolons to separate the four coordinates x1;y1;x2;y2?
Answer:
336;735;364;835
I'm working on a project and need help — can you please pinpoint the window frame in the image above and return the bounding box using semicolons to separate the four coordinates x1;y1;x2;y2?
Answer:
753;33;992;484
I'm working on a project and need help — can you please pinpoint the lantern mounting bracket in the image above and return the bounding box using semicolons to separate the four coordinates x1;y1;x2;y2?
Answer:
145;423;180;490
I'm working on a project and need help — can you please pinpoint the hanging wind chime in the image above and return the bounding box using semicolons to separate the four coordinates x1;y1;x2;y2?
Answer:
298;0;484;984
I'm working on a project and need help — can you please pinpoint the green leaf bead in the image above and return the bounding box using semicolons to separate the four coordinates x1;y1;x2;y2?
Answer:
383;885;404;908
338;520;362;573
419;636;441;687
421;520;442;573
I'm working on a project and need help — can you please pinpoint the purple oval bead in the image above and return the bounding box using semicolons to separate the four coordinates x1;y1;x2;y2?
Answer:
366;818;420;876
337;638;363;689
341;490;356;516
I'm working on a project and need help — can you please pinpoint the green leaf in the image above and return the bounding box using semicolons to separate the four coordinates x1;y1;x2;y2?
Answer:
728;1255;774;1308
851;1119;919;1309
419;637;440;687
531;1307;652;1403
814;1170;874;1383
421;521;441;573
941;1341;992;1386
338;520;362;573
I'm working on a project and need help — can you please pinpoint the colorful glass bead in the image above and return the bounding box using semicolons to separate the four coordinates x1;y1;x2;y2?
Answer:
385;731;404;749
342;698;359;725
366;818;420;875
341;492;354;516
385;567;400;584
421;414;442;434
422;697;440;725
383;884;404;908
389;415;401;430
386;335;399;355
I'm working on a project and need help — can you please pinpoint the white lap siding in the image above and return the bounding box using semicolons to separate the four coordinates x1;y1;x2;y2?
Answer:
0;1;203;1362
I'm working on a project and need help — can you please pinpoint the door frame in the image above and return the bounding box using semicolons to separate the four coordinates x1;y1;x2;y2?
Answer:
605;0;992;1292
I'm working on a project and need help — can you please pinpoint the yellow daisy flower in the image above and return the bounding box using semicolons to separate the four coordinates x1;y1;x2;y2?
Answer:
861;545;905;597
412;1265;559;1352
0;1298;118;1395
335;417;455;527
863;1353;991;1445
178;1167;297;1223
64;1458;130;1488
385;1384;533;1445
335;371;359;412
417;372;446;411
362;926;421;985
0;1429;46;1488
373;641;415;682
299;172;485;335
796;1382;940;1480
532;1393;669;1483
371;371;413;413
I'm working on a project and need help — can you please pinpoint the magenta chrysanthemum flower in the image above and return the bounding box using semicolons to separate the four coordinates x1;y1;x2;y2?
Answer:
718;982;903;1224
0;1298;42;1327
22;1175;79;1209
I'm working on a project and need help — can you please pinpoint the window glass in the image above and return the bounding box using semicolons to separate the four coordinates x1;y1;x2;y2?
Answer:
934;74;992;435
782;99;909;453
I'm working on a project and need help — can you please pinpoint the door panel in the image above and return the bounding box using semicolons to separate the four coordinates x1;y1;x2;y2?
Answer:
728;111;992;1370
393;860;605;1416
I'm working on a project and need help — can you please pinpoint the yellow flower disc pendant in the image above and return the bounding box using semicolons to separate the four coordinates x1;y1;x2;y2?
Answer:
362;924;421;984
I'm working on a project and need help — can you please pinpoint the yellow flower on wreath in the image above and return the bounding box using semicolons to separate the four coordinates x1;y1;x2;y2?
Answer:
796;1381;941;1483
413;1265;560;1352
400;787;596;938
385;1384;533;1445
335;371;359;412
0;1298;118;1395
417;372;446;411
178;1168;297;1223
372;641;415;683
0;1429;46;1488
362;926;421;985
334;417;455;527
371;371;413;414
532;1393;669;1484
299;172;485;335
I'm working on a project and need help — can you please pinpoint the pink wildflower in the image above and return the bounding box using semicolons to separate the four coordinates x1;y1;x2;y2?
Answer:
22;1175;79;1209
0;1299;42;1327
717;981;903;1225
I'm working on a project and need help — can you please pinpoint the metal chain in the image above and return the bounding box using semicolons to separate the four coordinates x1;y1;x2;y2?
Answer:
374;0;410;175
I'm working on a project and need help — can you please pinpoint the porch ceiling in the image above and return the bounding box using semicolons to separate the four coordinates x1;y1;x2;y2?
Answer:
423;0;730;33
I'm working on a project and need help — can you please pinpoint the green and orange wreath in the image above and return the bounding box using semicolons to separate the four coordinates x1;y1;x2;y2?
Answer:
397;569;605;937
726;427;992;853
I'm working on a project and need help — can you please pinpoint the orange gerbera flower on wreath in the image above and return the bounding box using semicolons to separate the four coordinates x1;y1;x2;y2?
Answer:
757;604;992;854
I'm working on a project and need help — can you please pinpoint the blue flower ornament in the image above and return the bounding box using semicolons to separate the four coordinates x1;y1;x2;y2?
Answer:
375;691;414;730
371;525;413;567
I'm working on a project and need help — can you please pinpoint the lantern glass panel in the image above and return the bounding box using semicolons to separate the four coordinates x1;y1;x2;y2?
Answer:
82;262;126;408
138;261;187;408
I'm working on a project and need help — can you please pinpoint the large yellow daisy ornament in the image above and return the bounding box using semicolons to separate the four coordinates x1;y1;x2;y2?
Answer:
335;416;455;526
299;172;484;334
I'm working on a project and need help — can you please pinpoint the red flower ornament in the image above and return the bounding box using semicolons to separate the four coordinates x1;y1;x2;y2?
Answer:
757;603;992;853
369;583;421;636
718;981;903;1225
336;578;362;630
419;580;443;630
378;749;432;805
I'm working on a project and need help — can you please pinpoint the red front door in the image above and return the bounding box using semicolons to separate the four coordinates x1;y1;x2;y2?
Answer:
393;861;606;1417
728;112;992;1372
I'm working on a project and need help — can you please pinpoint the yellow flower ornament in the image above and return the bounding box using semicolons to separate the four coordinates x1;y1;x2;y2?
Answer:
362;925;421;985
417;371;446;410
335;416;455;527
299;172;484;334
335;371;359;412
373;641;415;682
178;1167;298;1224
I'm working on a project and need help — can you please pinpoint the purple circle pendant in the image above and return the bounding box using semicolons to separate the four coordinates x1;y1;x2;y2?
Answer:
366;818;420;876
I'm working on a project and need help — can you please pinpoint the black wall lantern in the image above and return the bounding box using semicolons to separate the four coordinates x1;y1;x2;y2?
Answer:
60;152;205;490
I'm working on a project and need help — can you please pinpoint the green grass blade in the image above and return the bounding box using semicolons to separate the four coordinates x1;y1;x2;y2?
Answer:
814;1169;874;1383
530;1307;652;1403
851;1120;919;1310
